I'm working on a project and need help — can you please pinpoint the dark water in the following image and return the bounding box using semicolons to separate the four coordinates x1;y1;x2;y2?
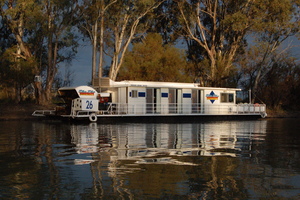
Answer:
0;119;300;199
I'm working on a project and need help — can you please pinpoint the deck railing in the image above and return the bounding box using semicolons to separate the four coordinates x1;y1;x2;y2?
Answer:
32;103;267;119
98;103;266;116
32;110;56;116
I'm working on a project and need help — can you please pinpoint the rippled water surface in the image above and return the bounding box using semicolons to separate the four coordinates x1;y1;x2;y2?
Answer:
0;119;300;199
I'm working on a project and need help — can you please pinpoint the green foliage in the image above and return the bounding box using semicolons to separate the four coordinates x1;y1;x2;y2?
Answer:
0;46;36;91
0;0;79;103
223;11;249;32
118;33;190;82
0;17;14;55
144;0;181;44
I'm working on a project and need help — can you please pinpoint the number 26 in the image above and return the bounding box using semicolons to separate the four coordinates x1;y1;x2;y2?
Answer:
86;100;93;109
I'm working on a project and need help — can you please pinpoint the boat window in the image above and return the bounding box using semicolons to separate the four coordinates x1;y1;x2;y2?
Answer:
131;90;138;98
138;92;146;97
221;93;234;103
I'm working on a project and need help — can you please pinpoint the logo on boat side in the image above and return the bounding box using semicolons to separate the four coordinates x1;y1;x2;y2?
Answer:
79;90;95;96
206;91;219;104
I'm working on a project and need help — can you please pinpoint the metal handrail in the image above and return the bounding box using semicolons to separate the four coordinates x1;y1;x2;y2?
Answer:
99;103;266;116
32;110;55;116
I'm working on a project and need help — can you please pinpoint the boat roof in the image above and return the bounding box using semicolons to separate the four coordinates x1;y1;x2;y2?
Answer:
58;86;98;99
111;80;241;91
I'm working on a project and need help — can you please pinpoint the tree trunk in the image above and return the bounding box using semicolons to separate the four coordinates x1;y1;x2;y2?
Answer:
34;81;44;105
92;22;98;84
108;1;165;81
45;40;58;102
44;12;58;103
98;9;104;78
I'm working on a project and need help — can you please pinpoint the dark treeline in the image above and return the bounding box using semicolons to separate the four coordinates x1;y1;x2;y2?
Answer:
1;0;300;110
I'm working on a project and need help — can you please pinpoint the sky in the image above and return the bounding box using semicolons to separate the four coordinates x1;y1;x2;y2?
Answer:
64;44;93;86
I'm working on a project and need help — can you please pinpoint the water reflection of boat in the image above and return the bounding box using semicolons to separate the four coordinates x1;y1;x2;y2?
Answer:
69;121;267;160
70;123;112;154
68;121;268;197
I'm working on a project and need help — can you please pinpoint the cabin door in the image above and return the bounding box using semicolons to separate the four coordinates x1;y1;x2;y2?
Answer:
146;88;157;113
169;89;177;113
192;89;201;113
155;89;161;113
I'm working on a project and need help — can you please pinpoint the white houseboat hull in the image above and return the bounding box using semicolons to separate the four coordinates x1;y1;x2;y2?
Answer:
32;79;267;122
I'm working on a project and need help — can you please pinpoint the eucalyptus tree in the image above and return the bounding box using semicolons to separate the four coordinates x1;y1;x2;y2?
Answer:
148;0;181;44
176;0;253;86
78;0;117;84
175;0;300;88
0;17;15;85
249;0;300;103
0;12;15;55
0;0;80;104
252;52;300;108
0;0;40;102
106;0;166;81
0;0;36;60
41;0;80;102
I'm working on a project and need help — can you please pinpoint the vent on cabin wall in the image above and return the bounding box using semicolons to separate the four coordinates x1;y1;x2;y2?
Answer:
92;77;111;87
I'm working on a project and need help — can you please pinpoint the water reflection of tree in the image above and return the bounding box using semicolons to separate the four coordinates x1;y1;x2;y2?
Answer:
0;122;56;199
243;119;300;199
189;157;249;199
35;123;60;199
0;154;42;199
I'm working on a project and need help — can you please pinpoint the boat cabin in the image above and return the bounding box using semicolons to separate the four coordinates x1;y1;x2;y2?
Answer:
98;78;241;115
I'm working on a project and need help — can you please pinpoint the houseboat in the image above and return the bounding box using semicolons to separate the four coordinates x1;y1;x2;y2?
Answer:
32;78;267;122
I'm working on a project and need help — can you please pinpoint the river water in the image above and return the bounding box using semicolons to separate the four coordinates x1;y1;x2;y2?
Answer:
0;119;299;199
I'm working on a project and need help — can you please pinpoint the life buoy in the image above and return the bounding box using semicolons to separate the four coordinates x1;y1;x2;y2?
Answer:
254;103;260;107
89;113;97;122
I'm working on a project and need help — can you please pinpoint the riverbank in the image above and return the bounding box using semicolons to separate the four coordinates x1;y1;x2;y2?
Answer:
0;103;54;121
265;108;300;118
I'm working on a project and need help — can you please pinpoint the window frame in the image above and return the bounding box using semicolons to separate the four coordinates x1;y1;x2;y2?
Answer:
220;93;234;103
131;90;138;98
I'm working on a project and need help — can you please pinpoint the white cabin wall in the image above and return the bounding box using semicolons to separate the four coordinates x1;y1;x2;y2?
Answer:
177;89;182;113
118;88;127;104
127;87;146;114
156;88;161;113
200;90;204;113
204;90;220;105
160;88;169;114
203;89;220;114
182;89;192;114
203;89;236;114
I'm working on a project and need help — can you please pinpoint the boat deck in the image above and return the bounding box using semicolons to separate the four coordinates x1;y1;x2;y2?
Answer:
32;103;267;121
